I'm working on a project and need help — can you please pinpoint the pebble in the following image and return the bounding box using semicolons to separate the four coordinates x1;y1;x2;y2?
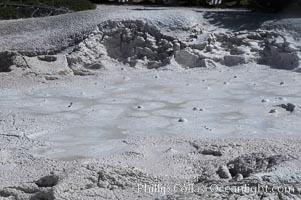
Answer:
269;109;277;113
35;175;59;187
279;103;296;113
261;99;269;103
201;149;222;157
280;81;284;85
122;76;130;81
178;118;188;123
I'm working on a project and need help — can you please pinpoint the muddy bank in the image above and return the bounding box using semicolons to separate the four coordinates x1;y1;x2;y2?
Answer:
2;133;301;200
1;11;301;75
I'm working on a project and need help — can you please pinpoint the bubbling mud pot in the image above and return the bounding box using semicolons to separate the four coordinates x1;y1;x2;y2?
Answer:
0;67;298;160
1;6;301;200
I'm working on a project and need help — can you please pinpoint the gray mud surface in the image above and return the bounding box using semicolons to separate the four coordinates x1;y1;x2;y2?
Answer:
1;5;301;200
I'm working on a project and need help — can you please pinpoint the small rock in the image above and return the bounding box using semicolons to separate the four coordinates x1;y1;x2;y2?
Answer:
277;103;296;113
178;118;187;123
217;166;232;179
35;175;59;187
269;109;277;113
137;105;143;109
201;149;222;157
45;76;58;81
193;107;198;111
261;99;270;103
280;81;284;85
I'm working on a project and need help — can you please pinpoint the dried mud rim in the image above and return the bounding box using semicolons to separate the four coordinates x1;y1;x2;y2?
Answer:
1;20;301;74
67;20;185;70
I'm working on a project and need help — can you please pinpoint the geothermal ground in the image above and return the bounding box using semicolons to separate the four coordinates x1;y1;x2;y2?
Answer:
1;5;301;200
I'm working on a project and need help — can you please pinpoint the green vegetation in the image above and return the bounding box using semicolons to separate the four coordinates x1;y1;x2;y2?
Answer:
0;0;96;20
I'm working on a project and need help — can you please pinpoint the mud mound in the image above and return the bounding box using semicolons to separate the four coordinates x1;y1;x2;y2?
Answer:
66;20;301;73
67;20;181;73
259;34;301;70
1;19;301;75
191;30;301;70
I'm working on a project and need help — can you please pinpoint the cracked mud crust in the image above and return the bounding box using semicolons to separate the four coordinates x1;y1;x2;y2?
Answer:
2;134;301;200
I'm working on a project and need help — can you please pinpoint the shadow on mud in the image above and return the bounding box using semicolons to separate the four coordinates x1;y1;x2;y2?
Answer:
201;10;300;31
130;8;167;11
